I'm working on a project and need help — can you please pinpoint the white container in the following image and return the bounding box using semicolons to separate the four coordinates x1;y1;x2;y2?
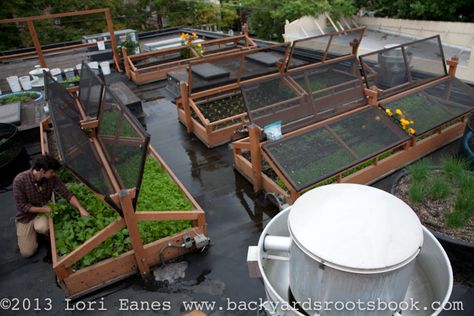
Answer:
88;61;99;69
287;184;423;315
76;64;82;71
6;76;22;92
50;68;61;76
19;76;32;90
100;61;111;75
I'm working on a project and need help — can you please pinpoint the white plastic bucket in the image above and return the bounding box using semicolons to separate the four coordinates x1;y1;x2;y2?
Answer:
100;61;111;75
6;76;22;92
88;61;99;69
19;76;32;90
50;68;61;76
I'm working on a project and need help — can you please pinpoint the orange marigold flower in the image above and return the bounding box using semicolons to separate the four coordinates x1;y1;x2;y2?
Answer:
395;109;403;115
385;109;393;116
192;32;198;38
408;128;415;135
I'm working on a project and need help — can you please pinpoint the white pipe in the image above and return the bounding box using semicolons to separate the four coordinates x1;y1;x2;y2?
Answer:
263;235;292;252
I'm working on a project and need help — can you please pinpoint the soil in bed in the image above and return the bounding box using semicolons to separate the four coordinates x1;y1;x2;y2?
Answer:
193;92;246;130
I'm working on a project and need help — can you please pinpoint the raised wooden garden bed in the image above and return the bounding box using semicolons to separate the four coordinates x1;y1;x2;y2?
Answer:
123;28;257;85
231;38;473;206
40;67;207;298
173;28;368;148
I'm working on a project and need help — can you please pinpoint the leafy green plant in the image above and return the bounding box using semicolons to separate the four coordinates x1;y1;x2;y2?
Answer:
118;34;139;57
59;75;80;88
51;156;193;268
1;93;39;105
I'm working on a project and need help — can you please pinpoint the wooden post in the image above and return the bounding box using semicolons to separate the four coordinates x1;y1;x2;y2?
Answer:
122;47;131;79
180;82;193;134
104;8;121;72
248;124;263;192
117;190;150;277
447;57;459;77
364;88;379;106
27;20;46;67
351;38;360;56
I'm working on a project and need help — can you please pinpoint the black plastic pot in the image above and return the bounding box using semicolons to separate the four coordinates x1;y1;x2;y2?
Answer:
0;123;29;186
461;113;474;169
391;171;474;262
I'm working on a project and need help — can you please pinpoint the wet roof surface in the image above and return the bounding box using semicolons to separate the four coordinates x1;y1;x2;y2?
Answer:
1;75;473;315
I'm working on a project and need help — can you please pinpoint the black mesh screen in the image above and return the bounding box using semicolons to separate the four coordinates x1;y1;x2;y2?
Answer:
186;44;289;92
290;56;366;119
98;87;150;205
242;56;367;132
241;75;310;132
381;78;474;135
79;62;104;118
46;77;113;196
263;107;409;191
288;28;364;70
360;36;447;99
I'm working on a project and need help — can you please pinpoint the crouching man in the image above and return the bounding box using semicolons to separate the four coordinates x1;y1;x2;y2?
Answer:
13;155;90;257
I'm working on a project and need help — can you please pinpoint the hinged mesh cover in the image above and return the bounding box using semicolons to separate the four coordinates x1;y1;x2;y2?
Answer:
46;76;113;196
79;61;104;118
381;78;474;135
263;107;409;191
46;74;150;210
98;87;150;205
287;28;365;70
360;36;447;99
242;56;367;133
183;44;290;92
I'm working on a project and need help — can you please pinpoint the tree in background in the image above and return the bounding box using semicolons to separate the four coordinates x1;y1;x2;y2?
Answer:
242;0;356;41
355;0;474;22
155;0;238;30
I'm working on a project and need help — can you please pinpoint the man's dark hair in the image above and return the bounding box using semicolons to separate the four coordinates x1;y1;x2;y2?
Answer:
32;155;61;172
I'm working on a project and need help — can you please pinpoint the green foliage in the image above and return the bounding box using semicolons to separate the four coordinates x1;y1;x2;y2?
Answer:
59;75;81;88
355;0;474;22
427;177;451;200
407;159;430;183
155;0;239;30
51;182;123;269
243;0;356;41
408;183;424;203
118;34;139;57
405;156;474;228
51;156;193;269
0;93;39;105
442;156;470;183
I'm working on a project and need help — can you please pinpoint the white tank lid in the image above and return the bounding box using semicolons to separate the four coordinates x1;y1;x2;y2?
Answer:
288;184;423;273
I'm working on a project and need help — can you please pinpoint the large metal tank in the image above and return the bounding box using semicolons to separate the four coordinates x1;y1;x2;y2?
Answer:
376;44;410;88
248;184;453;316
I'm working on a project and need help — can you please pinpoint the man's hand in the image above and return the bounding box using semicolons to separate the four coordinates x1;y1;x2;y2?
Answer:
69;196;90;217
79;209;90;217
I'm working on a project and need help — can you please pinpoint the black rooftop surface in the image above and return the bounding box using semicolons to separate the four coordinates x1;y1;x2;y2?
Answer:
0;77;472;316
